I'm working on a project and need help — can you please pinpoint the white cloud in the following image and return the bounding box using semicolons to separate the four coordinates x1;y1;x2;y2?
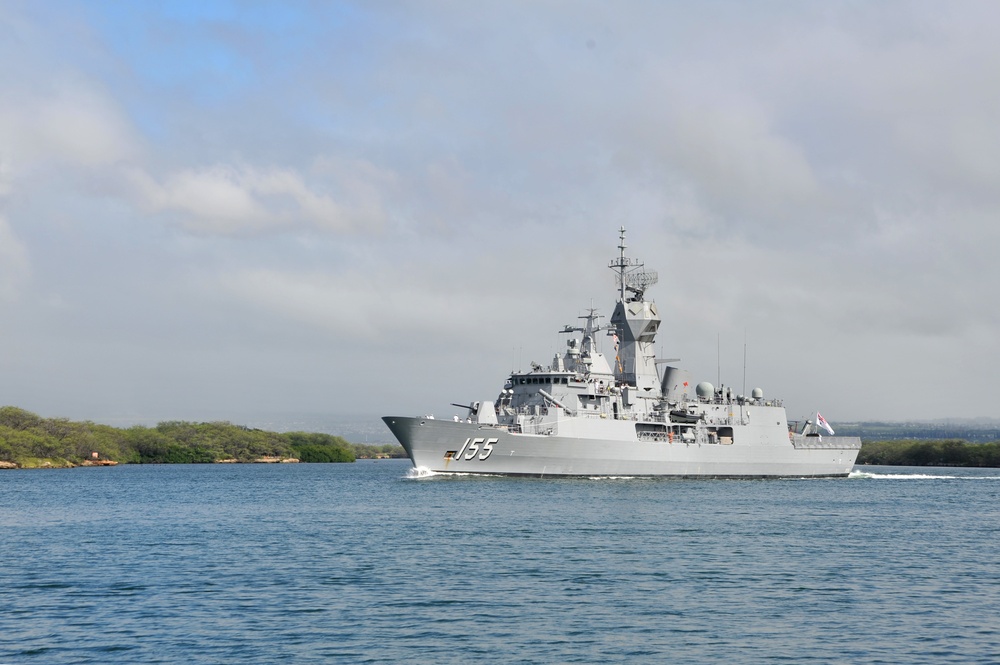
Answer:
127;161;393;235
0;78;137;169
0;215;29;301
666;106;822;222
217;259;532;348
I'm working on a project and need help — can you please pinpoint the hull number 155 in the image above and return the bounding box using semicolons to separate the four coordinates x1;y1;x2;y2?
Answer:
454;437;498;461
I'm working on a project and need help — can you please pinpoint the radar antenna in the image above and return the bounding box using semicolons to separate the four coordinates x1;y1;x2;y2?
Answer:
608;226;658;302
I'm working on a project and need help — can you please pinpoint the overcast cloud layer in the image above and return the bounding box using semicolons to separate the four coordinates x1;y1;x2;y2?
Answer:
1;1;998;428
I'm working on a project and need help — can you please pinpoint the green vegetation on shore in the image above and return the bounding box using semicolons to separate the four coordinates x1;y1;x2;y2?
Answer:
0;406;393;467
857;439;1000;467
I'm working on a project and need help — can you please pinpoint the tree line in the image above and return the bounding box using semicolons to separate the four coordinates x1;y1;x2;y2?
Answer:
0;406;364;467
856;439;1000;467
834;422;1000;443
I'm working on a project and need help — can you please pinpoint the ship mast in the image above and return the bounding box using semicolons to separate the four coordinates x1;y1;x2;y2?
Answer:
615;226;627;302
608;227;661;396
609;227;657;303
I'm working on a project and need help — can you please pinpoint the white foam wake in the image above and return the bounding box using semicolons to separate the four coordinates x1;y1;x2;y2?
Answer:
405;466;438;479
850;471;953;480
404;466;504;479
849;470;1000;480
587;476;639;480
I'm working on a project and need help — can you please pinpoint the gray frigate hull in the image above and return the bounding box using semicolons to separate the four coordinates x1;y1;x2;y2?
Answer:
384;416;860;478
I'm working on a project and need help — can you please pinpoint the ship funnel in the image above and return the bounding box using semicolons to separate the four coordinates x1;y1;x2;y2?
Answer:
661;367;692;402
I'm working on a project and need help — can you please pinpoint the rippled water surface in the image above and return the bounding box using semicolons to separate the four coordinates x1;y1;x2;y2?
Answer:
2;462;999;663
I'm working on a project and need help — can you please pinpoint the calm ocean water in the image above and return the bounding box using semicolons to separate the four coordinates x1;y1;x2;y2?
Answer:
2;461;998;664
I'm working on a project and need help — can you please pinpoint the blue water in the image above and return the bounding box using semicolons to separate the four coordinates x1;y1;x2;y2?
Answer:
2;462;999;664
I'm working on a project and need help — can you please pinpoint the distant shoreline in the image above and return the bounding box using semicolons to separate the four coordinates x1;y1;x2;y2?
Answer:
6;406;997;470
0;406;405;469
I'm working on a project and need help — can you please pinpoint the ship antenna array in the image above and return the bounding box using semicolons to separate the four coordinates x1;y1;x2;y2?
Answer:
609;226;658;301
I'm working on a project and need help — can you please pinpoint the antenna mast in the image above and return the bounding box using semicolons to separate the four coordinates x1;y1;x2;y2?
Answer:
615;226;627;302
608;227;658;302
742;329;747;399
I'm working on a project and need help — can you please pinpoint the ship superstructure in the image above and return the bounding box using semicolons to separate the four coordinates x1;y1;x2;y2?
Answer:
383;228;860;477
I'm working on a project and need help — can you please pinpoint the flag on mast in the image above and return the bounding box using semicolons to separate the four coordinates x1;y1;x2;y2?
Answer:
816;412;835;435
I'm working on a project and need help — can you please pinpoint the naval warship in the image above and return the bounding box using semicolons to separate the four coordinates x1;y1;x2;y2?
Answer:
384;228;861;477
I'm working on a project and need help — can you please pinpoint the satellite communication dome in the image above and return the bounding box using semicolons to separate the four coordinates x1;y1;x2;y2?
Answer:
696;382;714;398
751;388;764;400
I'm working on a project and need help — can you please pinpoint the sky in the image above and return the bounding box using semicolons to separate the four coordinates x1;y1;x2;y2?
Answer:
1;1;999;428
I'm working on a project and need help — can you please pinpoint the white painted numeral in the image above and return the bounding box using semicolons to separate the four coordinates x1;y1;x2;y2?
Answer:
464;437;483;460
479;438;497;460
454;437;499;461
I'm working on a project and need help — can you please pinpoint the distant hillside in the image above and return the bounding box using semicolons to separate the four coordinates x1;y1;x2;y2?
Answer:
0;406;361;468
858;439;1000;467
837;421;1000;442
